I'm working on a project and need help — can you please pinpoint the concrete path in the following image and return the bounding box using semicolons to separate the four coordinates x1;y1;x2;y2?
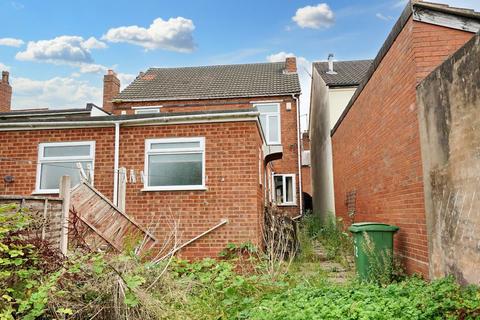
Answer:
313;241;355;284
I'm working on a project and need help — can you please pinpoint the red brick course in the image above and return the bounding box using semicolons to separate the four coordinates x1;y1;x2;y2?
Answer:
331;19;474;277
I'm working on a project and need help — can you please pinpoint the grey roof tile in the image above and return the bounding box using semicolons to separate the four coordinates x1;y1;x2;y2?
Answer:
115;62;301;101
314;60;373;87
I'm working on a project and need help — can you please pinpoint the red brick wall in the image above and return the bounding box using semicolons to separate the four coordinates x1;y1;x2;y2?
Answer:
114;95;302;217
0;128;115;198
0;121;265;258
331;18;474;276
119;121;264;258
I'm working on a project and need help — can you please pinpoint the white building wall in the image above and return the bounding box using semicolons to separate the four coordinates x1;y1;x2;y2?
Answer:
328;87;357;129
310;78;357;219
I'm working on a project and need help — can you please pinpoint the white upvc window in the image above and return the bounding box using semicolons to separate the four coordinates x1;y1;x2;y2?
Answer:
36;141;95;193
272;174;296;205
255;103;281;145
134;107;160;114
144;137;205;191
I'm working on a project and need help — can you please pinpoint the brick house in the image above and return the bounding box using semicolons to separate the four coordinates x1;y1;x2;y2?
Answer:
309;58;372;220
0;58;301;258
330;1;480;276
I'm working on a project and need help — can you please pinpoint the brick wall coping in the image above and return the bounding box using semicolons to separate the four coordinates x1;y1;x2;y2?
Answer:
329;0;480;137
0;195;62;202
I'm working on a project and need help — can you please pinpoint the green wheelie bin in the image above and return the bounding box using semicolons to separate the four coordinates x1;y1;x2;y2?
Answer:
348;222;399;281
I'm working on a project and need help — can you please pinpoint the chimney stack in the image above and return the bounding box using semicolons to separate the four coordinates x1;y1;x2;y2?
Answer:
0;71;12;113
103;69;120;114
285;57;297;73
326;53;337;75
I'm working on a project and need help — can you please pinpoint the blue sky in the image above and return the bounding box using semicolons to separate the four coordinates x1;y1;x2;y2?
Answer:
0;0;479;129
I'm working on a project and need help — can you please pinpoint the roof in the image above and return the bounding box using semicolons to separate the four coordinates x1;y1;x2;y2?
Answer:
115;62;301;102
313;60;373;87
0;104;108;120
0;108;258;125
331;0;480;136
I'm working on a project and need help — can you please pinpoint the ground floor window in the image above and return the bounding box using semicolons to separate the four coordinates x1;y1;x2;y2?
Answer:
273;174;296;205
144;137;205;191
36;141;95;193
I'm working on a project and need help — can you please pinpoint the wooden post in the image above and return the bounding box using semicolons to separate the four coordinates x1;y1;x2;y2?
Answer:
59;176;71;255
117;167;127;211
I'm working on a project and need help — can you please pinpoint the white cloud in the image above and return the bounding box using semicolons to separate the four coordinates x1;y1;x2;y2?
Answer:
266;52;311;131
11;76;102;110
0;37;24;47
376;13;393;21
102;17;195;52
15;35;108;73
117;73;137;90
16;35;106;64
0;62;9;71
292;3;335;29
83;37;108;50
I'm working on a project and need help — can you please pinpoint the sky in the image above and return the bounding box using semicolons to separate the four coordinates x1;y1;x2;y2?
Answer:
0;0;479;130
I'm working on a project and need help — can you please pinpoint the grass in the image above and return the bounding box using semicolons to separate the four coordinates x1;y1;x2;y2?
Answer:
3;206;479;319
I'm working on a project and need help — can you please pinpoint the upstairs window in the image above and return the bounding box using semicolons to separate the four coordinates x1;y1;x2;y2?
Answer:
36;141;95;193
273;174;296;205
144;138;205;191
255;103;281;145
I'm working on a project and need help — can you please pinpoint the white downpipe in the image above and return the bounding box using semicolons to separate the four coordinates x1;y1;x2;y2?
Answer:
113;122;120;205
293;94;303;219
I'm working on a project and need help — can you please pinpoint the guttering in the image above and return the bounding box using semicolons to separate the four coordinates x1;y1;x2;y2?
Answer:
0;111;261;130
113;122;120;205
113;92;301;103
292;93;303;219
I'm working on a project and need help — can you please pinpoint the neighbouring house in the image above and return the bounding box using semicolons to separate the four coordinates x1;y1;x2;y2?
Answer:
309;57;372;220
0;58;301;258
330;0;480;277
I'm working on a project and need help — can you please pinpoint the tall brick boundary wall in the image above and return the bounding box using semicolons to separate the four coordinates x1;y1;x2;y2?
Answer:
0;196;64;248
417;33;480;285
331;17;474;276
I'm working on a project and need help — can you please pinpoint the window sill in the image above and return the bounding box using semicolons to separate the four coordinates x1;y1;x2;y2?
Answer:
32;190;59;195
276;203;297;207
141;186;207;192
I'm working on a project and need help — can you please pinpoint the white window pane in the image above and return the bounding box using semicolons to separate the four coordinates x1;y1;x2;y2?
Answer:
151;142;200;150
43;145;91;157
148;153;202;186
40;161;91;190
285;176;293;203
274;176;283;204
256;104;278;113
268;115;279;143
259;115;267;138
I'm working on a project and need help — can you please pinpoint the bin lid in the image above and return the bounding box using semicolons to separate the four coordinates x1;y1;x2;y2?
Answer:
348;222;399;233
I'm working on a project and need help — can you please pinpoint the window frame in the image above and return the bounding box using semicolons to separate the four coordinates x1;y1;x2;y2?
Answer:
35;141;95;194
134;107;161;115
143;137;206;191
272;173;296;206
254;103;281;145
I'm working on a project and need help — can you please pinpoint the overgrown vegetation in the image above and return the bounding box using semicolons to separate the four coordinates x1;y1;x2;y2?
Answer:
248;276;480;320
301;212;353;267
1;204;479;319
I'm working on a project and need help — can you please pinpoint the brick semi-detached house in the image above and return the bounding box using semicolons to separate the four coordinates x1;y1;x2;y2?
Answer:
330;1;480;276
0;58;302;258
